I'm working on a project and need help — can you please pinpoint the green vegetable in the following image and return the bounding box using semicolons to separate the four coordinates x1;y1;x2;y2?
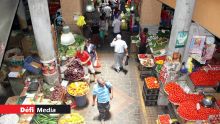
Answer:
34;118;40;124
48;121;57;124
33;114;58;124
74;34;85;47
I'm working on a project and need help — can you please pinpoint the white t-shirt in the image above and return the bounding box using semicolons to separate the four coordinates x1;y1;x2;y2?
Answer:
110;39;128;53
103;6;112;17
112;19;121;33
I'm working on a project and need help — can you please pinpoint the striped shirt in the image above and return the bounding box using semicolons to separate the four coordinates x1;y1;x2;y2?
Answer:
93;82;112;103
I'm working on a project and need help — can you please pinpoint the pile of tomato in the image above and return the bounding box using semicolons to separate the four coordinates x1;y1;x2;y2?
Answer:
164;82;203;105
190;69;220;86
164;82;220;120
138;54;147;59
164;82;184;95
168;93;204;105
158;114;170;124
145;77;160;89
177;100;220;120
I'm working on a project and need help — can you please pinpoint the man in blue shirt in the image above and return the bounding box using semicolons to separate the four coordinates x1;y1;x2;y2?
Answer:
92;77;113;123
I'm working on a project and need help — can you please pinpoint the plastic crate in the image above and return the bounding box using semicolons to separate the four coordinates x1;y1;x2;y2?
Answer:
143;84;159;95
9;56;24;66
24;56;42;74
143;94;157;106
143;91;158;100
138;64;155;71
140;73;157;80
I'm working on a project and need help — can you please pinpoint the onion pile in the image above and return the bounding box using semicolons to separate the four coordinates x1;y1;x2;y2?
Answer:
50;85;65;101
64;59;84;81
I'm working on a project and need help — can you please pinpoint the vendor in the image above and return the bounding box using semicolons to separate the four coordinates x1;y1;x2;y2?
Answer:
139;28;149;54
75;49;96;81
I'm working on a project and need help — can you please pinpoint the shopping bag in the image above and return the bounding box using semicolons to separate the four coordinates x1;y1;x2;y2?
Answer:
94;59;101;68
124;56;129;66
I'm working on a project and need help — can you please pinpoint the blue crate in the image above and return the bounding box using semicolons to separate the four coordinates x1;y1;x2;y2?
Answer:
24;56;42;74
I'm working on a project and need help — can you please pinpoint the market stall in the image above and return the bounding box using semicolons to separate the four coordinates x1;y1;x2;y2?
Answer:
1;31;91;123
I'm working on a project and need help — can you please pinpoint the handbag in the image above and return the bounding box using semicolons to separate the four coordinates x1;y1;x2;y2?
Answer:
94;59;101;68
124;56;129;66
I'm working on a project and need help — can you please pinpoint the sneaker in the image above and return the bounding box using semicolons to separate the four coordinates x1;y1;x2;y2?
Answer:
116;69;120;73
95;71;101;74
111;66;120;73
122;69;128;75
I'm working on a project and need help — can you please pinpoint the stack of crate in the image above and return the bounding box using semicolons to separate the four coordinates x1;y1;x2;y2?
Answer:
142;78;159;106
138;64;156;79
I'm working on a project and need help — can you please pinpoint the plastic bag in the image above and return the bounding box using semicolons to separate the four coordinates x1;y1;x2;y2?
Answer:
94;59;101;68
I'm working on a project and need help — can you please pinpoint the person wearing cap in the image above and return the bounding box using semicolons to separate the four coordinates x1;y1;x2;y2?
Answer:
110;34;128;74
92;77;113;124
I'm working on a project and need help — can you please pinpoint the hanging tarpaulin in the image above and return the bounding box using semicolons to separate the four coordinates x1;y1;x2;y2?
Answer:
175;31;188;48
189;36;206;54
76;16;86;27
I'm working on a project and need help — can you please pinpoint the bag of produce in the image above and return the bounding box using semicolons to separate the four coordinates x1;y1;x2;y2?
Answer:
94;59;101;68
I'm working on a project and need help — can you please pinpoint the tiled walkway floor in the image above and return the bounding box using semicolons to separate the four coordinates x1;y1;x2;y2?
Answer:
75;51;144;124
75;28;168;123
73;30;145;124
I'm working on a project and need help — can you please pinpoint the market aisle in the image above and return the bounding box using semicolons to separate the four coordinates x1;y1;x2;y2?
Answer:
74;31;145;124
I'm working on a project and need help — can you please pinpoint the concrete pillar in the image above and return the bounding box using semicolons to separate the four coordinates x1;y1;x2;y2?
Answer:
28;0;59;85
167;0;196;58
17;0;28;30
60;0;83;34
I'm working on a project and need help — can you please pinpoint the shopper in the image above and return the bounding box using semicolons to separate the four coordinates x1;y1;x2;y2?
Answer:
102;4;112;20
112;16;121;37
91;21;100;47
75;50;96;81
85;39;98;65
99;15;106;45
92;77;113;124
110;34;128;74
